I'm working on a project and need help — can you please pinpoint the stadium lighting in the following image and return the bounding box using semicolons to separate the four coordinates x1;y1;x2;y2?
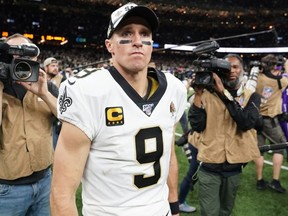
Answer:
60;40;68;45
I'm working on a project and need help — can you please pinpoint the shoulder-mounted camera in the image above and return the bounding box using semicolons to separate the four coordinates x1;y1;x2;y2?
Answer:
192;41;231;86
0;42;40;83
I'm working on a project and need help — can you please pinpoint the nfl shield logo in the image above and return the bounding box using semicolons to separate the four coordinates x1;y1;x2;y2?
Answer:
262;87;273;99
143;103;154;116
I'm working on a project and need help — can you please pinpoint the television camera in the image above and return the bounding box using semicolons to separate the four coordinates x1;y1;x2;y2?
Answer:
192;41;231;86
0;42;40;83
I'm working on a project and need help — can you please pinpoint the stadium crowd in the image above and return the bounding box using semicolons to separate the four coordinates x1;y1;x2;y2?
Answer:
36;45;286;77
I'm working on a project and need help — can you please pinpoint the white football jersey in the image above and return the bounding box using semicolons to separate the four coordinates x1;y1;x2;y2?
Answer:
58;67;187;216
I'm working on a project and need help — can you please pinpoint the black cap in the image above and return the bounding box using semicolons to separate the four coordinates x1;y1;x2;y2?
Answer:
107;2;159;38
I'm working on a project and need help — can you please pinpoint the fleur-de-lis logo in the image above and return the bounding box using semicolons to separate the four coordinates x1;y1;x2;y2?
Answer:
59;86;72;114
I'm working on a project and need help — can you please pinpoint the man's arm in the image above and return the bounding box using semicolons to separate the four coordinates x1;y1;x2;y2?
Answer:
50;121;91;216
40;89;58;117
224;92;261;131
167;125;180;216
188;84;206;132
212;72;261;131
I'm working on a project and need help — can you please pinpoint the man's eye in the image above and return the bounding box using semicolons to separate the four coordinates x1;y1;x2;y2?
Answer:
121;32;131;37
141;32;150;37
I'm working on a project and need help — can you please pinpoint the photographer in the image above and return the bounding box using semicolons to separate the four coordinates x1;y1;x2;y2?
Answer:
188;54;261;216
0;33;58;215
254;54;288;193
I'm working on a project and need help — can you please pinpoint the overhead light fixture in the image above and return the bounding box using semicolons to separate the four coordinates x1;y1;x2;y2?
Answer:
60;40;68;45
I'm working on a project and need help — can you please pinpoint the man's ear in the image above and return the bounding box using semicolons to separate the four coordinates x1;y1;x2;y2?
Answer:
105;39;113;53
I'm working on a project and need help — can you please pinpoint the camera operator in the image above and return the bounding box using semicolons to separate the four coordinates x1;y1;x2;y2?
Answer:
188;54;261;216
0;33;58;215
254;54;288;193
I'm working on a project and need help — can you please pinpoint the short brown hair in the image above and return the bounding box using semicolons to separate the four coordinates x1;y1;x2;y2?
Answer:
261;54;278;71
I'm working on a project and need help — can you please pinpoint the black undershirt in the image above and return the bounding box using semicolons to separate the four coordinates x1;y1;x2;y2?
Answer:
142;77;152;101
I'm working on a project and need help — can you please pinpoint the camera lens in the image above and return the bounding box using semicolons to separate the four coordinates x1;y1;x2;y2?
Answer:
14;61;32;80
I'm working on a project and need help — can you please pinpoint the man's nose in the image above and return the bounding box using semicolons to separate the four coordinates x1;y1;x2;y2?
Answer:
132;34;143;46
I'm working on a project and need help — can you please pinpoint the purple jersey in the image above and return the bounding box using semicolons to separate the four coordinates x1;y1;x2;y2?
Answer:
280;74;288;139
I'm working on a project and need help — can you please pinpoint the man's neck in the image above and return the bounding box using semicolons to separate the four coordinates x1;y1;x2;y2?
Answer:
47;73;55;80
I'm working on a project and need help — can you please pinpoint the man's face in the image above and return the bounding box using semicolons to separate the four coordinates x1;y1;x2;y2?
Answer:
45;62;59;76
105;16;153;74
224;56;243;89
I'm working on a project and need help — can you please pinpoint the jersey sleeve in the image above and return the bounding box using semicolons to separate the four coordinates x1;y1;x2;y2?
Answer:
176;82;188;123
57;76;95;140
166;73;187;123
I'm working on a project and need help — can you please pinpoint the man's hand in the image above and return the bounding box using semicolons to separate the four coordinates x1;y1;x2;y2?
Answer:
212;72;225;94
16;68;58;116
16;68;49;98
191;73;204;96
191;73;204;108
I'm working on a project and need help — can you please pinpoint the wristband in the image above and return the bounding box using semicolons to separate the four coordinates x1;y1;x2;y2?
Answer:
169;201;180;215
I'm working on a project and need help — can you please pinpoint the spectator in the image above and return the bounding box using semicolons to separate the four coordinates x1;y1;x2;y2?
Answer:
0;33;58;215
50;2;187;216
44;57;65;86
189;54;261;215
43;57;64;149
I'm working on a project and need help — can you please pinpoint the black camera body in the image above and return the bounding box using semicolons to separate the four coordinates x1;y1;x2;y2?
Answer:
192;41;231;86
0;42;40;82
